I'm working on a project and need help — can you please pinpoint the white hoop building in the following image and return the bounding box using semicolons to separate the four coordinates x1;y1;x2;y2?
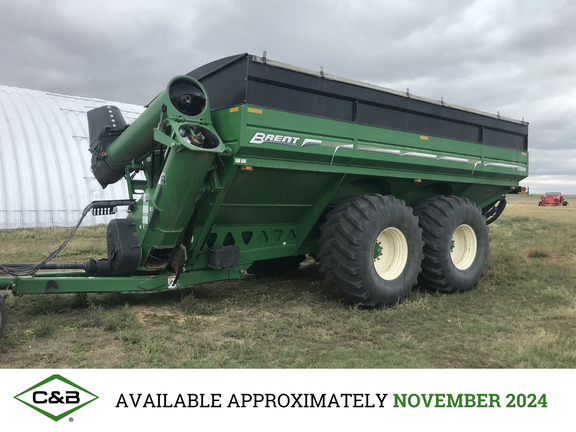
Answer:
0;86;144;229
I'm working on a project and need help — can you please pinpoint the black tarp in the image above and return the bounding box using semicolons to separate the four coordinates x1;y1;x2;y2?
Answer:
188;53;528;151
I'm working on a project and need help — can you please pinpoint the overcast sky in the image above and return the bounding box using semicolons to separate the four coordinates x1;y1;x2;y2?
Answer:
1;0;575;194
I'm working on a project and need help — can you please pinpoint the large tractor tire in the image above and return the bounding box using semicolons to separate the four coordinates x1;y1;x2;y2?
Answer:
482;197;507;225
414;196;489;293
318;194;424;307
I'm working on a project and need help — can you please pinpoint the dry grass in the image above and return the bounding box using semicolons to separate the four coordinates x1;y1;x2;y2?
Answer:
1;194;576;368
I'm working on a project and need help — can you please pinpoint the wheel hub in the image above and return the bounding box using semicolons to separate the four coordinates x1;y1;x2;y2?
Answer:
450;224;477;270
373;227;408;280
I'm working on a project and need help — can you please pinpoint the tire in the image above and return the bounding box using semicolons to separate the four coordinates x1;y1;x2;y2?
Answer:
482;198;507;225
0;297;6;337
318;194;424;307
414;196;489;294
247;255;305;277
316;196;360;289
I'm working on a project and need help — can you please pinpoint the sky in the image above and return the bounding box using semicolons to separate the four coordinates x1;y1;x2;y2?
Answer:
1;0;575;194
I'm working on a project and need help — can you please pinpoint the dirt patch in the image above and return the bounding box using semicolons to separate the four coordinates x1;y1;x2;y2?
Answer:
0;327;127;368
132;304;188;324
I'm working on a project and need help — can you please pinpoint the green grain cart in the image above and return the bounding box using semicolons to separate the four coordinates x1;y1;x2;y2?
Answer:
0;54;528;335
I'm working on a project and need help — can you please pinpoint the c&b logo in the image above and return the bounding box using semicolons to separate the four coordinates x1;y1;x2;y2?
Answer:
14;374;98;421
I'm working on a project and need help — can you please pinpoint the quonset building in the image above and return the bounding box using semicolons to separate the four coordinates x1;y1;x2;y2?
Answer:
0;85;144;229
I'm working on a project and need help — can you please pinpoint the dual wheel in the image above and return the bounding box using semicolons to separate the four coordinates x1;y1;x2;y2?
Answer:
318;194;489;307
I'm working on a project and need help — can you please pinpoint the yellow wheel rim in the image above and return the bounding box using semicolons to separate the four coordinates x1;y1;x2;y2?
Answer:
451;224;477;270
373;227;408;280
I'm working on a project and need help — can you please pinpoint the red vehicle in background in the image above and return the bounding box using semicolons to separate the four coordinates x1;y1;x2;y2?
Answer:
539;192;569;206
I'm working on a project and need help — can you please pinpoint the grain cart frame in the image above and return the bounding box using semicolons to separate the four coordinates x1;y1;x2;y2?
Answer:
0;53;528;334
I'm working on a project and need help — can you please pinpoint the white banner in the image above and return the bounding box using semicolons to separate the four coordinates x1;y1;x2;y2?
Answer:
1;369;572;431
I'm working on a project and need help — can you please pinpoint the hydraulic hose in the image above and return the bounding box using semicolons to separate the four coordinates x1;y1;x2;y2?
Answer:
0;200;134;276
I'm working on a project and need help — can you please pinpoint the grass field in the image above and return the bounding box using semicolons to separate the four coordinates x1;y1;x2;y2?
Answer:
1;194;575;368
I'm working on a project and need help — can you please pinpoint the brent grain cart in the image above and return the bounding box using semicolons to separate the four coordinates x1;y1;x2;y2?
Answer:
0;54;528;335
